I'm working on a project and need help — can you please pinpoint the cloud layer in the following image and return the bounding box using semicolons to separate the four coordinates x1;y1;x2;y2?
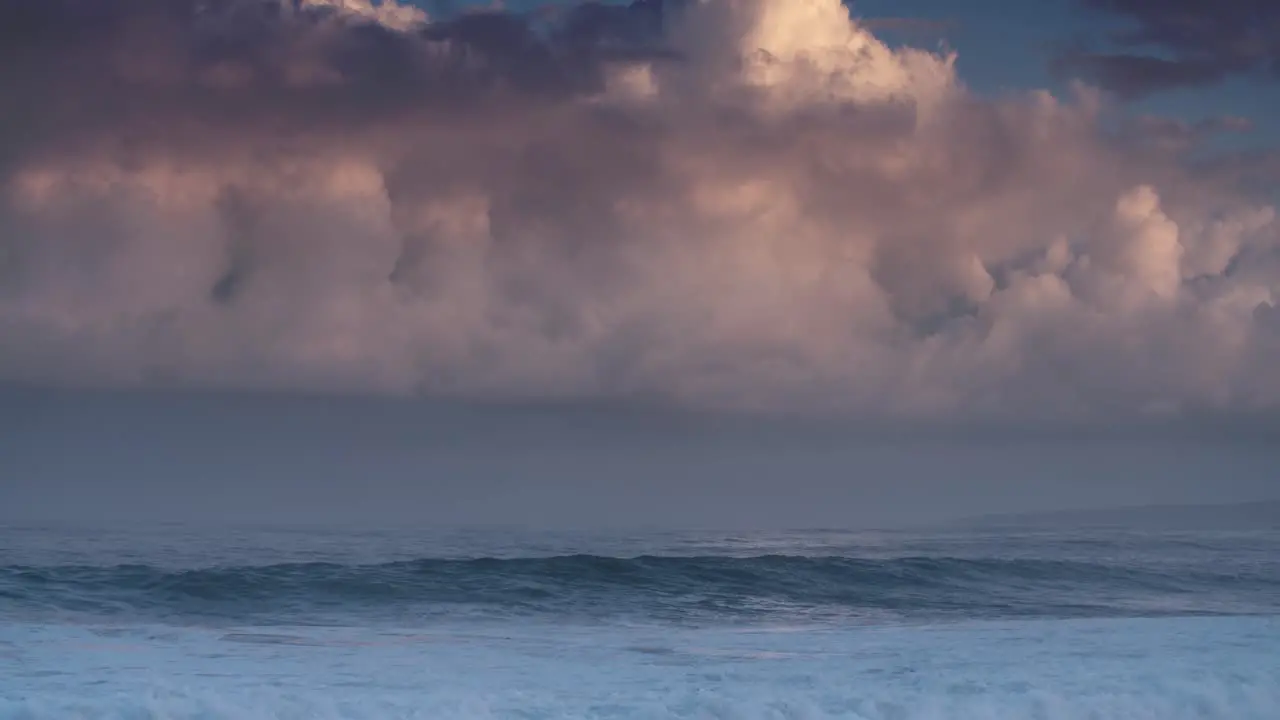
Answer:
1;0;1278;419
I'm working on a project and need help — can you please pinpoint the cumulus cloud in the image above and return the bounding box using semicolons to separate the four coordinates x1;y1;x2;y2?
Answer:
0;0;1277;419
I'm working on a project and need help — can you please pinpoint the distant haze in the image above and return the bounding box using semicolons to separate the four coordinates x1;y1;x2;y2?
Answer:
968;500;1280;531
4;386;1277;530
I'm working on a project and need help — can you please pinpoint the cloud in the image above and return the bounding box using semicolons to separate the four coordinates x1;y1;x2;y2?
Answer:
0;0;1277;420
1054;53;1227;100
1060;0;1280;98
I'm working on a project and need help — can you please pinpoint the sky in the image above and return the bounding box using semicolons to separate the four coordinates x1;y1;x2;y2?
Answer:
1;0;1278;527
854;0;1280;152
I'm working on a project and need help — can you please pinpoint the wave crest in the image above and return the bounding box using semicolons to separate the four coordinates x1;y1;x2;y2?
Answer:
4;554;1276;622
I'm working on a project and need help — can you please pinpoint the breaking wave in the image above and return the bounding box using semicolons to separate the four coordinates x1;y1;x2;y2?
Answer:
4;554;1277;623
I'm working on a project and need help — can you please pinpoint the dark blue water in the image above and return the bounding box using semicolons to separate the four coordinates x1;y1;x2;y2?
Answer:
4;525;1280;719
3;525;1278;625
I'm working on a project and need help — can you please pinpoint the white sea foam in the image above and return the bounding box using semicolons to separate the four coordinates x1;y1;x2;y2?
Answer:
3;615;1277;719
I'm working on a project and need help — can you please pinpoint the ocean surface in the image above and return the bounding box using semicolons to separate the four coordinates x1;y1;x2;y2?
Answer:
1;523;1278;719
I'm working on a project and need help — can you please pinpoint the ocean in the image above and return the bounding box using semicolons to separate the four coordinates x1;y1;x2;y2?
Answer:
1;523;1278;719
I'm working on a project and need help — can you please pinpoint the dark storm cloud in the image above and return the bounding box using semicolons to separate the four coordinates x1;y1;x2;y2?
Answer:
1055;53;1228;100
1061;0;1280;98
0;0;675;141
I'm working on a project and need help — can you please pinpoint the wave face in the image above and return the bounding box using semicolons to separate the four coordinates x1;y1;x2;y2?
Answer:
4;527;1280;719
4;537;1279;624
